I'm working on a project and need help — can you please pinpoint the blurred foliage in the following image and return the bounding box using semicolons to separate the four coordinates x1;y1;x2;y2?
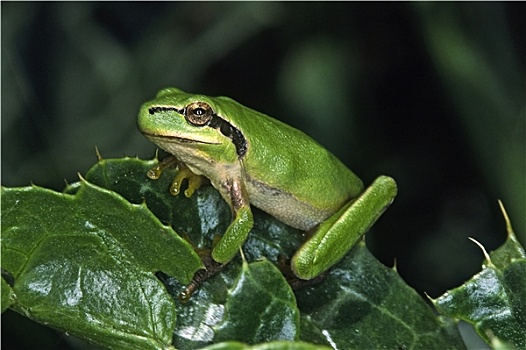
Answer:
2;2;524;349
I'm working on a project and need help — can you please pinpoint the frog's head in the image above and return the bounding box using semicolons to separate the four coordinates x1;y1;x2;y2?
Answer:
138;88;246;162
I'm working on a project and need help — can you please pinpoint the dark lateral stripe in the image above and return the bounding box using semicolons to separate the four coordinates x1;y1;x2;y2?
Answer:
208;116;247;157
148;107;248;158
149;106;180;114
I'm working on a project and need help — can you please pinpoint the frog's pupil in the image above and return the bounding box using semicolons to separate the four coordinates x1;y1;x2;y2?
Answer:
194;108;205;115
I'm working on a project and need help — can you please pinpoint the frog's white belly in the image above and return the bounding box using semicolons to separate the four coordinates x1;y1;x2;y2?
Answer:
244;174;331;231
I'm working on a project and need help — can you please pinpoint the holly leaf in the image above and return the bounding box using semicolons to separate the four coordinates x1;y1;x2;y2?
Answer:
214;258;300;343
433;202;526;349
1;180;202;349
295;242;465;349
2;156;468;349
166;258;300;349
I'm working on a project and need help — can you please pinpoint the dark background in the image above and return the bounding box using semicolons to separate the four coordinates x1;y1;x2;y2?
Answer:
2;2;524;349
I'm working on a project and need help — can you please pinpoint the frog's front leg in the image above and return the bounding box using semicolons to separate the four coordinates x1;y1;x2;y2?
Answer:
147;156;207;197
291;175;397;280
211;177;254;264
169;162;207;197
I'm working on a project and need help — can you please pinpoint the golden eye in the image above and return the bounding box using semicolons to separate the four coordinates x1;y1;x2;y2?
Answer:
185;102;213;126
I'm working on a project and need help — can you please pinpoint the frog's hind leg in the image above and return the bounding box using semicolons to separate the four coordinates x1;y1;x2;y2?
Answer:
291;176;397;280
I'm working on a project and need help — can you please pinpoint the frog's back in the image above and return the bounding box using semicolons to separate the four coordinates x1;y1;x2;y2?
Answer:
217;99;363;229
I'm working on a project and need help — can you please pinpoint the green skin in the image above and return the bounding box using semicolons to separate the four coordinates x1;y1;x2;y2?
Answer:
138;88;397;280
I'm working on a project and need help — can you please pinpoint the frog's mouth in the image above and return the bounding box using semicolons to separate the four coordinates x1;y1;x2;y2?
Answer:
142;132;220;145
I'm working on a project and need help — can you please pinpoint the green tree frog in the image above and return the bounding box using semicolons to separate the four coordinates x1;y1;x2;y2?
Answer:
137;88;397;280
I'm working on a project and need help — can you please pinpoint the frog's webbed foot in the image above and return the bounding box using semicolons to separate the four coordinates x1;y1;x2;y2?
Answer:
277;254;327;290
147;155;208;197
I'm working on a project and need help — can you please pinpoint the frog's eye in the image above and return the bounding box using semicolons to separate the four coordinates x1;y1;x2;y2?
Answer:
185;102;213;126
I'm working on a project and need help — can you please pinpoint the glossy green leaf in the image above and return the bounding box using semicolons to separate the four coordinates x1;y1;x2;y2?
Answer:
1;181;202;349
165;258;300;349
295;241;465;349
214;259;300;343
433;204;526;349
